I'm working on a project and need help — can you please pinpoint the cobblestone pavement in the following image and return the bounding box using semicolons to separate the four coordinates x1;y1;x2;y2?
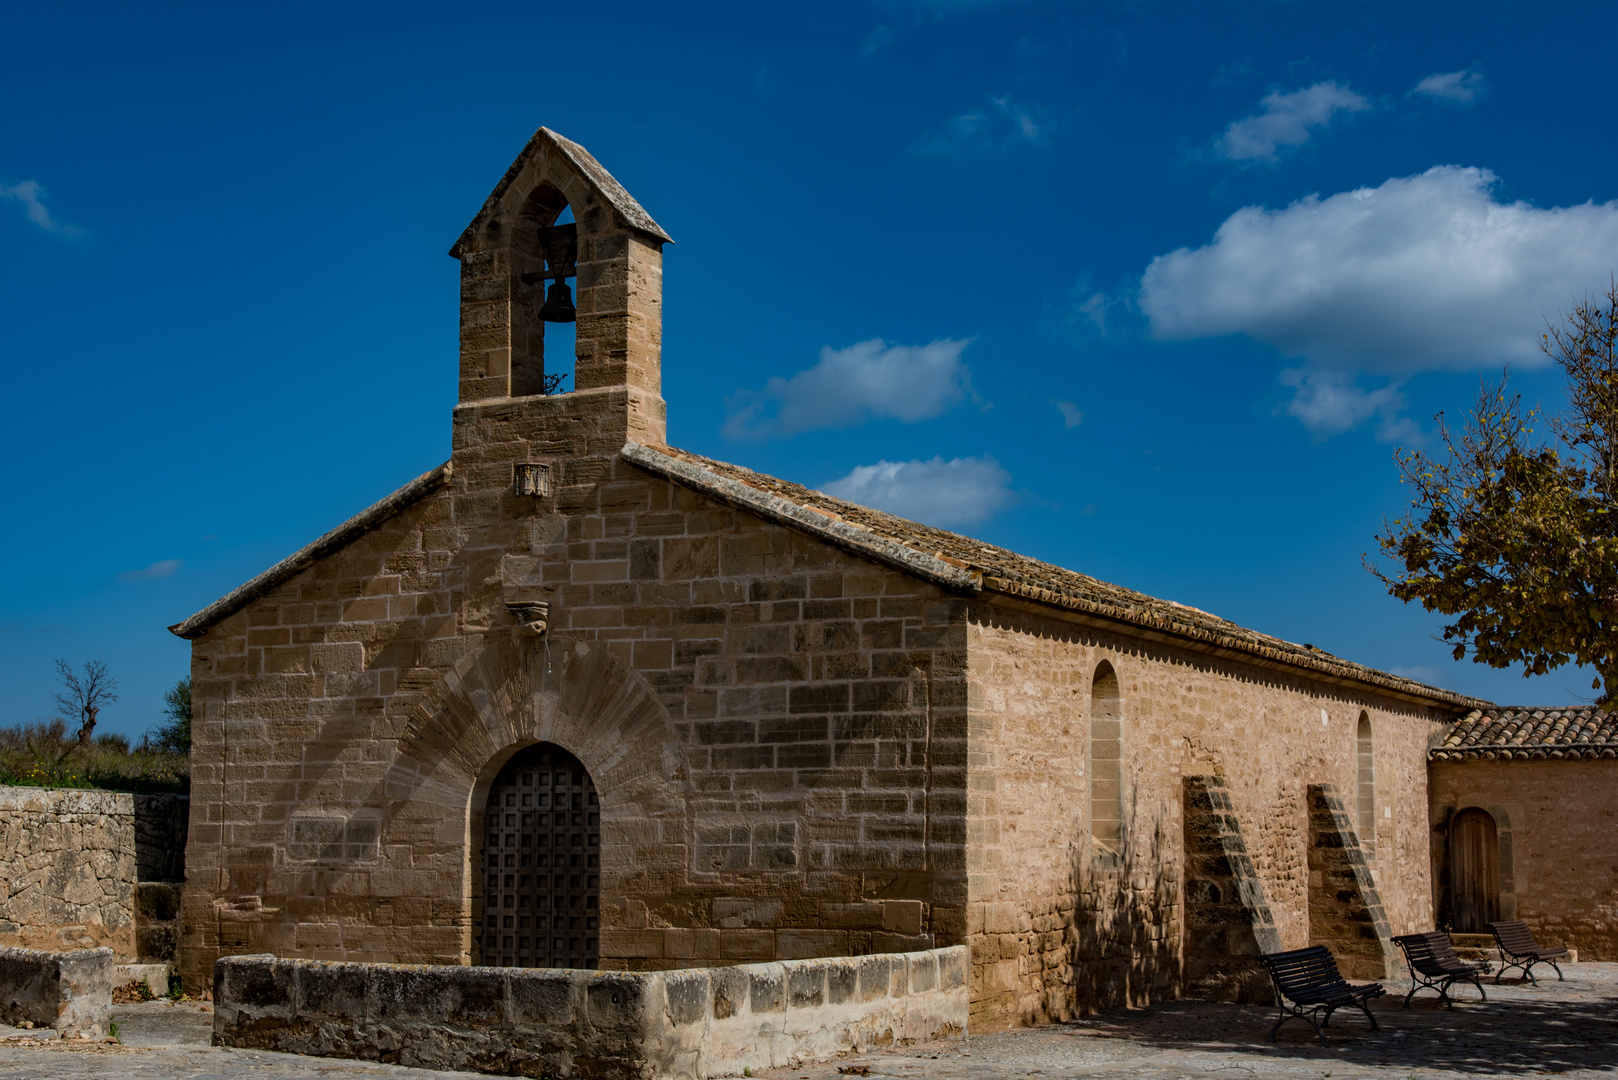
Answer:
3;965;1616;1079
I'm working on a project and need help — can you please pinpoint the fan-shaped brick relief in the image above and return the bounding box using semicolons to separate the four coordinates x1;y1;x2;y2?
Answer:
382;635;692;959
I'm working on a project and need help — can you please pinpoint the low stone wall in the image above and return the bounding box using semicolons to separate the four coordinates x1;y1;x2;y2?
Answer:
0;946;114;1038
0;788;136;958
215;946;968;1078
0;787;188;965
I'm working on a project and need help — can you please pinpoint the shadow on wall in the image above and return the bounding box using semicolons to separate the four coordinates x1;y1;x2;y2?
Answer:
1072;783;1182;1015
1181;774;1282;1004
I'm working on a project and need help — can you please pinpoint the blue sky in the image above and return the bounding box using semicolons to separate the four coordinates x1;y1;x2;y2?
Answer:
3;0;1613;739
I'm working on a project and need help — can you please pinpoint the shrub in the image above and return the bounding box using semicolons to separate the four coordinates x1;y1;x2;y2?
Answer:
0;720;187;794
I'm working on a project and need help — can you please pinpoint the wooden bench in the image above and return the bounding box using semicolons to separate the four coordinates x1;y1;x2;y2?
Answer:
1487;920;1567;985
1259;946;1385;1044
1392;932;1491;1007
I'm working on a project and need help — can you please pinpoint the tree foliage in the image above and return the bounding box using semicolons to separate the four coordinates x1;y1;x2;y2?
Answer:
1373;283;1618;702
151;677;192;755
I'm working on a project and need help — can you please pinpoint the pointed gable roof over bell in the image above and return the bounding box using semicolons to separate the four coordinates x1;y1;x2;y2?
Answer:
449;127;673;257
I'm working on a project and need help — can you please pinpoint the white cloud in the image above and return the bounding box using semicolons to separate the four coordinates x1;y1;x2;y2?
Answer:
1390;664;1446;684
1;179;78;235
1278;369;1419;442
724;338;972;439
820;456;1014;528
861;24;893;57
1217;81;1370;162
1073;291;1112;333
1139;166;1618;373
1052;399;1084;428
915;96;1050;155
1413;70;1484;104
117;559;182;583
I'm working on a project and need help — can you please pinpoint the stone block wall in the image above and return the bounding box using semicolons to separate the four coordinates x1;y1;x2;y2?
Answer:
962;600;1445;1028
1305;784;1396;980
136;882;183;963
1181;774;1280;1003
133;794;188;883
0;788;136;959
0;945;114;1038
1429;759;1618;959
214;945;968;1078
180;449;969;989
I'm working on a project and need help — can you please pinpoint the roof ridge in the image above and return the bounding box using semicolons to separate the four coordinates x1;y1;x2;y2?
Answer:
626;441;1485;710
450;128;672;258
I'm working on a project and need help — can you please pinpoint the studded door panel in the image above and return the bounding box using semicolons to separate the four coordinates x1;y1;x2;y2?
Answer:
478;744;601;968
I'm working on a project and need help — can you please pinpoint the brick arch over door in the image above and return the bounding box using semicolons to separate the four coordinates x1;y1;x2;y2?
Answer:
382;635;693;963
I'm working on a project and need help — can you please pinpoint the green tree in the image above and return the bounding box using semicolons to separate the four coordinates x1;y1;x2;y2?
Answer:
150;677;192;755
1373;283;1618;701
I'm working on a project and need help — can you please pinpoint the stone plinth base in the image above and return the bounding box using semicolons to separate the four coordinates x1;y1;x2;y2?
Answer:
214;947;968;1079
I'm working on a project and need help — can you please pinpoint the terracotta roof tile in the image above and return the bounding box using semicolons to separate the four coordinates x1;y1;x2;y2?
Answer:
1431;707;1618;761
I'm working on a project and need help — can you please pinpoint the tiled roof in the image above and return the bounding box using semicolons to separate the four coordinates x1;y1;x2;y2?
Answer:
1431;708;1618;761
625;442;1486;709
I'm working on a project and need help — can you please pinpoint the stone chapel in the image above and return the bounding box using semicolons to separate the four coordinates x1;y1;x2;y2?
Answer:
171;127;1483;1028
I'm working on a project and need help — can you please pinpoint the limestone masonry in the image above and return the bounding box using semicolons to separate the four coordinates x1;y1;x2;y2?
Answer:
0;787;189;969
169;126;1485;1026
213;946;967;1078
1428;707;1618;960
0;788;136;959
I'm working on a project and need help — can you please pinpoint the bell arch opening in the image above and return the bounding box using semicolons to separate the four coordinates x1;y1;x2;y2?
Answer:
475;742;601;968
512;184;576;397
1356;711;1375;857
1089;660;1124;855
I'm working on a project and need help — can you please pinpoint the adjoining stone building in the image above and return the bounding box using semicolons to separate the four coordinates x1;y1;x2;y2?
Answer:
169;127;1483;1027
1428;707;1618;960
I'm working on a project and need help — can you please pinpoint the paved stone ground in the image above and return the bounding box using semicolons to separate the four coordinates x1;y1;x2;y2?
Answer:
2;964;1614;1079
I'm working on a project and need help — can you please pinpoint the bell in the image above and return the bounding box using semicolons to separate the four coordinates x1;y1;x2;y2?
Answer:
537;281;576;323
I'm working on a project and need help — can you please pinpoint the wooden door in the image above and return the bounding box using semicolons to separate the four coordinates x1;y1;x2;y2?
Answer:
1449;807;1499;933
478;743;601;968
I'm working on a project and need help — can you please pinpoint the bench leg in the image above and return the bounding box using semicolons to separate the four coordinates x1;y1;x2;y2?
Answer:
1270;1004;1328;1047
1468;974;1487;1003
1357;998;1380;1031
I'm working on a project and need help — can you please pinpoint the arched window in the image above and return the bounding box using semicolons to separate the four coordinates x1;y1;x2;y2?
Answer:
478;743;600;968
1356;712;1375;856
1090;661;1123;854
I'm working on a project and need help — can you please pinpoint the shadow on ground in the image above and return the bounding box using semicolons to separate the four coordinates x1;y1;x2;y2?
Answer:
1058;971;1618;1074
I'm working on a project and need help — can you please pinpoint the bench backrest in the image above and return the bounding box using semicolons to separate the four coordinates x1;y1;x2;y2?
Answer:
1393;931;1460;974
1488;920;1541;954
1261;945;1348;996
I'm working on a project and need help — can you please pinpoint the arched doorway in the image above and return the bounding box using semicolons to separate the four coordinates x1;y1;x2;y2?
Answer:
478;743;600;968
1449;807;1500;932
